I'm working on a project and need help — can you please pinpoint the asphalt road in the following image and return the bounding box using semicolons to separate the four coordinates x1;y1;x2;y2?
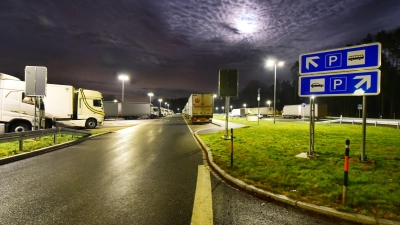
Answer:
0;115;359;224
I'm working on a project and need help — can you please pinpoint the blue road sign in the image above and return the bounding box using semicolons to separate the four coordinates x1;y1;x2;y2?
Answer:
299;70;380;97
358;104;362;109
299;43;381;75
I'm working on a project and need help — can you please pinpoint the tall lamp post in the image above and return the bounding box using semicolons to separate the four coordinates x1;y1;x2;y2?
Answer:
148;92;154;118
158;99;163;116
213;94;217;114
267;60;284;124
118;74;129;102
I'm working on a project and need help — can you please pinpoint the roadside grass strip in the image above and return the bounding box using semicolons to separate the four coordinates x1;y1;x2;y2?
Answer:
0;133;101;159
199;116;400;221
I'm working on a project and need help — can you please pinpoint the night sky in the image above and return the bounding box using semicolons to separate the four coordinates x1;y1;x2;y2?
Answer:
1;0;399;102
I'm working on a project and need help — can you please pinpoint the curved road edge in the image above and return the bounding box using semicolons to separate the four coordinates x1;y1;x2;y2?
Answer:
192;131;400;225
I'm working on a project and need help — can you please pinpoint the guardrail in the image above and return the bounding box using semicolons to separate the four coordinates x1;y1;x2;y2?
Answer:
322;119;400;129
0;127;92;151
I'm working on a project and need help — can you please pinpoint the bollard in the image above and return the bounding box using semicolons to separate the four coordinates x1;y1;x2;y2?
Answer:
230;128;233;167
343;139;350;205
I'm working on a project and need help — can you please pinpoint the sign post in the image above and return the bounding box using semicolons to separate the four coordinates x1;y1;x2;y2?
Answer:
257;88;260;125
358;104;362;118
299;43;381;161
218;69;239;140
302;103;306;121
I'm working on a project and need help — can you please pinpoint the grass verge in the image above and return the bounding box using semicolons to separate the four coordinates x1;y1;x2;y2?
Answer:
199;116;400;221
0;131;103;159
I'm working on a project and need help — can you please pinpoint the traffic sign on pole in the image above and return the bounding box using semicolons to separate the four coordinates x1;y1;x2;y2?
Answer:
299;43;381;75
299;70;380;97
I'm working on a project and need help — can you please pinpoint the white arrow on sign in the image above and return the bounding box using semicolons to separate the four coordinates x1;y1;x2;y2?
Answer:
306;56;319;70
354;75;371;90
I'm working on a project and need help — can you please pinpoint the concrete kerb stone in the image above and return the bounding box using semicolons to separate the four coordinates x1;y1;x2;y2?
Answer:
0;132;111;165
193;132;400;225
297;201;377;225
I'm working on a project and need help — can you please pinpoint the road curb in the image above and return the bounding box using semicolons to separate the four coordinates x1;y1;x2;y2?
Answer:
0;132;111;165
193;132;400;225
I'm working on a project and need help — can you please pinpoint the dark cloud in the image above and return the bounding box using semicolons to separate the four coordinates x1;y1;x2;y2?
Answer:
0;0;399;102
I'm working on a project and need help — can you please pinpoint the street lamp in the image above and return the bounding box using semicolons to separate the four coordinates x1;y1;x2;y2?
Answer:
243;104;246;109
158;98;162;111
213;94;217;114
118;74;129;102
267;60;284;124
267;100;271;108
222;106;225;113
216;107;218;114
230;105;232;112
113;99;118;103
148;93;154;118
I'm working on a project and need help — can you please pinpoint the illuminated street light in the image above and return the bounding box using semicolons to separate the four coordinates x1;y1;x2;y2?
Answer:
266;60;284;124
230;105;232;112
213;94;217;114
243;104;246;109
148;92;154;118
113;99;118;103
216;107;218;114
118;74;129;102
158;99;163;114
222;106;225;114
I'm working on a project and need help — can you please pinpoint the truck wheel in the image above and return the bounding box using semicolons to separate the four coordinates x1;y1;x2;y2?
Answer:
10;122;30;132
85;119;97;129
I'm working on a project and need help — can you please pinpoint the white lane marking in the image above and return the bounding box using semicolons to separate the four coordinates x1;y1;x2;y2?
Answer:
191;165;213;225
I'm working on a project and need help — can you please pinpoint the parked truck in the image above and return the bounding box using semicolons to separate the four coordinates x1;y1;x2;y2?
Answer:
253;107;274;117
0;73;105;132
103;101;119;119
0;73;46;133
230;108;246;117
186;93;213;123
43;84;105;129
118;102;159;119
282;104;328;119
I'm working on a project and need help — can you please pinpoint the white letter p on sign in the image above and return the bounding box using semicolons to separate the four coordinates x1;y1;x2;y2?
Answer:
329;55;338;66
333;79;342;89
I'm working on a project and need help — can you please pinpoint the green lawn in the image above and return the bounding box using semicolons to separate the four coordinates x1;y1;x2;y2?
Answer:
199;116;400;220
0;132;102;159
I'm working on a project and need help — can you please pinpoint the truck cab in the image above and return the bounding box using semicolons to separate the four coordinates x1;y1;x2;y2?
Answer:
0;73;45;133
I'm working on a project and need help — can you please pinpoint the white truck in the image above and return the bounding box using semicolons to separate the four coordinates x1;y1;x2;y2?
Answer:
186;93;213;123
160;107;169;117
253;107;274;118
0;73;46;133
103;101;119;119
118;102;159;119
282;104;328;119
43;84;105;129
230;108;246;117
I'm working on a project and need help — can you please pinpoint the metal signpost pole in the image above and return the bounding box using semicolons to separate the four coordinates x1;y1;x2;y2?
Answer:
257;88;260;125
273;63;276;124
361;96;367;161
225;97;230;139
309;97;315;156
